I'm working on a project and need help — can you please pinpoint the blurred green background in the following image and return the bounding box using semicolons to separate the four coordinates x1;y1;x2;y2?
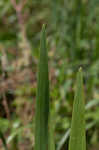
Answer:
0;0;99;150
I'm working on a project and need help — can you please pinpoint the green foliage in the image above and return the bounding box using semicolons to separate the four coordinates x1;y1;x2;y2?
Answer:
49;110;55;150
0;0;99;149
0;131;8;150
69;68;86;150
34;30;87;150
35;25;49;150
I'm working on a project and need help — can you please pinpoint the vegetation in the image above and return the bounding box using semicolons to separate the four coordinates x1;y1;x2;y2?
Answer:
0;0;99;150
35;27;86;150
69;68;86;150
35;25;49;150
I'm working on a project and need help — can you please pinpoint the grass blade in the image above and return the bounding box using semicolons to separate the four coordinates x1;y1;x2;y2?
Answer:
49;111;55;150
0;131;8;150
69;68;86;150
35;25;49;150
57;129;70;150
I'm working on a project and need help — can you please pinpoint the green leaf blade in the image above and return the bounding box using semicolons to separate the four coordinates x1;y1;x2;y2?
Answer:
49;111;55;150
35;25;49;150
0;131;8;150
69;68;86;150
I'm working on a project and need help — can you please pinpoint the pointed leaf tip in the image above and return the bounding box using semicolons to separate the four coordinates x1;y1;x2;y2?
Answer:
79;67;82;72
42;24;46;30
69;69;86;150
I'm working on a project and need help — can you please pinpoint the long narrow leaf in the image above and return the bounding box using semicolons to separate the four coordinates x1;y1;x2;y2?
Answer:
57;129;70;150
69;68;86;150
49;111;55;150
0;131;8;150
35;25;49;150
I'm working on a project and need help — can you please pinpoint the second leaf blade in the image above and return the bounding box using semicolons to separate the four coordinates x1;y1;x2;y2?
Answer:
69;68;86;150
